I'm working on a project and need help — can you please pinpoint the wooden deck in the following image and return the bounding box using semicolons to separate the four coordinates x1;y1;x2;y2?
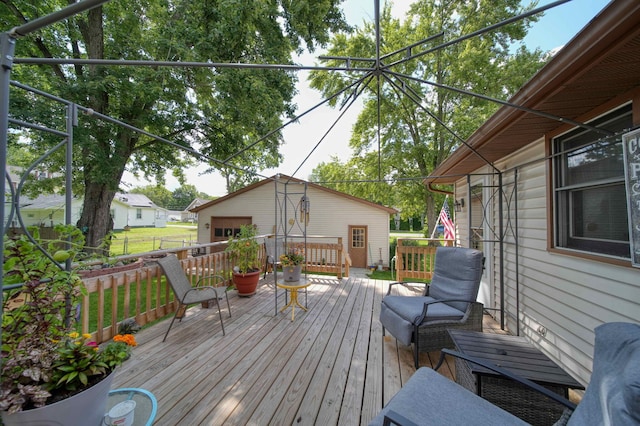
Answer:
111;271;505;425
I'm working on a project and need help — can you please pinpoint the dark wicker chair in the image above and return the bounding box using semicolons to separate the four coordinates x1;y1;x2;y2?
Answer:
380;246;484;368
369;322;640;426
157;254;231;342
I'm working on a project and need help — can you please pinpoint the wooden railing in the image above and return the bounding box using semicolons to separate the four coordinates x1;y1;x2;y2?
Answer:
79;235;345;344
395;239;454;283
79;249;234;344
286;237;344;279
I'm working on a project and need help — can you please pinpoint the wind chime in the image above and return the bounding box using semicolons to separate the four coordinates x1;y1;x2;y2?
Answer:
299;195;310;224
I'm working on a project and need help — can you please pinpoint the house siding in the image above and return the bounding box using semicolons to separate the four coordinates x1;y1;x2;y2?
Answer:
455;139;640;386
197;180;392;267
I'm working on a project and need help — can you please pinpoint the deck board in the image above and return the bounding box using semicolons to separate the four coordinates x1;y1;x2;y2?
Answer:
111;271;503;425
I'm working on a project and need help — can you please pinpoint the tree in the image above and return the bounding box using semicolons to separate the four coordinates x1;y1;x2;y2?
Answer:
129;185;174;209
309;0;546;235
170;185;202;211
2;0;350;251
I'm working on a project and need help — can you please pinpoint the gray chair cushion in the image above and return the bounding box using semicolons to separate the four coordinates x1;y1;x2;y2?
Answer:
567;322;640;425
380;296;465;346
429;246;483;312
368;367;527;426
382;296;466;323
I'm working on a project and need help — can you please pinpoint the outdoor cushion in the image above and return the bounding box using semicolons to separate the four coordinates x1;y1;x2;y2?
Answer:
383;296;466;323
380;296;464;345
428;246;483;312
380;296;465;346
567;322;640;425
368;367;527;426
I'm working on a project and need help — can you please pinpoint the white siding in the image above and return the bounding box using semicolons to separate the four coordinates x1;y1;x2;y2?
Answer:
197;180;392;267
455;140;640;386
111;204;129;230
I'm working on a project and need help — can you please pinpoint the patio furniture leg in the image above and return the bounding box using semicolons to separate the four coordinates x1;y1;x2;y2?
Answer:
163;308;181;342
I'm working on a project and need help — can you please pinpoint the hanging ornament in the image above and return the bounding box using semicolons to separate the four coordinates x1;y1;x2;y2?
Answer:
299;196;310;224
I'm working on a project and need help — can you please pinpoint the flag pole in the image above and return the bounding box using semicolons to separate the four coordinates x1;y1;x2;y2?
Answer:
431;195;449;239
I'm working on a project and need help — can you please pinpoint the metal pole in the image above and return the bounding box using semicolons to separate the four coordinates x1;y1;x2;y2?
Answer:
274;176;279;315
0;32;16;353
498;172;505;330
8;0;111;38
514;169;520;336
65;104;76;227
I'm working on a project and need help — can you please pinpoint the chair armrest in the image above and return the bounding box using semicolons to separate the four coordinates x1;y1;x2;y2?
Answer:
386;281;429;295
181;285;222;303
383;410;419;426
435;349;577;411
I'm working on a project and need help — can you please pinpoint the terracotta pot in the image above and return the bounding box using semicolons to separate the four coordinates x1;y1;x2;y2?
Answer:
1;369;116;426
232;270;260;297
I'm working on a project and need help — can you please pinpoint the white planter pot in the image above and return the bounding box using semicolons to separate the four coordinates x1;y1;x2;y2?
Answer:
1;369;116;426
284;264;302;282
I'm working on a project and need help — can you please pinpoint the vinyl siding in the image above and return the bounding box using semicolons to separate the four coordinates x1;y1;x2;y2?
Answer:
197;181;392;267
455;139;640;386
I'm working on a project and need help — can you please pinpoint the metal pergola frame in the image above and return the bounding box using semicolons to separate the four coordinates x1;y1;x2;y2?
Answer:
2;0;609;346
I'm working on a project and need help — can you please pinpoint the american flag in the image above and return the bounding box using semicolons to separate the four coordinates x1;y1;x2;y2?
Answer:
439;201;455;240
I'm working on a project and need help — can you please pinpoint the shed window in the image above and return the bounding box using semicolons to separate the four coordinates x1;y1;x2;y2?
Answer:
351;227;365;248
136;208;142;219
552;105;631;258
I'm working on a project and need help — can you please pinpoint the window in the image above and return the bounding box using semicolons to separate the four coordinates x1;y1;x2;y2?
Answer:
351;227;365;248
553;105;632;258
136;208;142;219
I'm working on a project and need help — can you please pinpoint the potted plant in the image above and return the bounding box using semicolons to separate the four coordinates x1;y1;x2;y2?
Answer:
280;247;305;282
225;224;261;296
1;225;138;426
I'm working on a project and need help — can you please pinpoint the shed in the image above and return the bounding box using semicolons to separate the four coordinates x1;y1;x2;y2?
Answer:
191;175;397;269
426;1;640;386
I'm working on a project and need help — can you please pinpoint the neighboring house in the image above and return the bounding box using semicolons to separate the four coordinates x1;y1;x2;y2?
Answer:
11;193;167;230
426;1;640;386
191;175;397;268
9;194;83;228
111;193;167;229
181;198;209;222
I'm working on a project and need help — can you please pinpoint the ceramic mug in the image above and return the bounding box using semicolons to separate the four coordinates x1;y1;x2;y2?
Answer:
103;400;136;426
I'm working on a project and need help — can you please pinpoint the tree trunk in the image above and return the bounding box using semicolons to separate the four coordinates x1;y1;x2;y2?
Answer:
77;183;117;255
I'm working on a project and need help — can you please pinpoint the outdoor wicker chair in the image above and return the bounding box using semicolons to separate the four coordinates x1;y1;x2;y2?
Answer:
157;254;231;342
369;322;640;426
380;246;484;368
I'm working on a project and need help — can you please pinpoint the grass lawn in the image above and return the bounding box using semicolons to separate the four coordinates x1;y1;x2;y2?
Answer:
109;223;198;255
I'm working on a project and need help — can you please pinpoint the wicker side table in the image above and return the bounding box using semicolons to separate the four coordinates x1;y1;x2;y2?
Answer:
449;330;584;426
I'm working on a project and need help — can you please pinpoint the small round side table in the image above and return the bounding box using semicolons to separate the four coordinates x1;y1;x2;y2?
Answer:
276;281;311;321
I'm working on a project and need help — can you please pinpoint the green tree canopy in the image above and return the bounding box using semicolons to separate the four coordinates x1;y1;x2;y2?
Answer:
2;0;349;250
309;0;547;234
129;185;174;209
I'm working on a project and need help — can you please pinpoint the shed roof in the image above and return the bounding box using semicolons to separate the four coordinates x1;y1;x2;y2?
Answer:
427;1;640;185
191;174;397;215
114;193;156;208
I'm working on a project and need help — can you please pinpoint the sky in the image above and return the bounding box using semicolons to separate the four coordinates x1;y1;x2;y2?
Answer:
122;0;611;197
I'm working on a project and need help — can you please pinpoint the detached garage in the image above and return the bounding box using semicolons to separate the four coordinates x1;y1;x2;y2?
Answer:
191;175;397;270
